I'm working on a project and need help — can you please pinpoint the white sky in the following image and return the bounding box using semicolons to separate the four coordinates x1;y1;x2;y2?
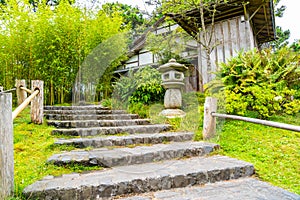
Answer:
276;0;300;43
103;0;299;43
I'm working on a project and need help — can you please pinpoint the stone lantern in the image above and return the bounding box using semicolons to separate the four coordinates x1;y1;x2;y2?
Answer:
158;59;188;118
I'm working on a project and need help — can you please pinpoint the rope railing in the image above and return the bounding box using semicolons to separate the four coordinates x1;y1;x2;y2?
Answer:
203;97;300;140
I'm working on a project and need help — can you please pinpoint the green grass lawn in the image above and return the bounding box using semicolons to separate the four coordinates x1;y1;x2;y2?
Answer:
12;108;102;199
11;106;299;199
210;114;300;195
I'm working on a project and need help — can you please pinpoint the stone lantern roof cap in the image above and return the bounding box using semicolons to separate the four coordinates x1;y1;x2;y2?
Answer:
158;59;188;73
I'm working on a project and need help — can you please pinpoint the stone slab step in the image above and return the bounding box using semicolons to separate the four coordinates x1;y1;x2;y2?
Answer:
116;178;300;200
47;141;220;167
44;109;127;115
46;114;140;121
44;105;109;110
54;132;194;148
23;156;254;199
52;124;172;136
48;119;151;128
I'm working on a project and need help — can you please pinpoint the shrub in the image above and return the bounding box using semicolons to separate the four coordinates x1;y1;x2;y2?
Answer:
129;66;165;105
214;47;300;118
113;66;165;106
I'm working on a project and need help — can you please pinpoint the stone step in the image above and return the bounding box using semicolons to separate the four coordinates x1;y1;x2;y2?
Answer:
116;178;300;200
54;132;194;148
52;124;172;136
44;109;127;115
48;119;151;128
47;141;219;167
46;114;140;121
23;156;255;199
44;105;109;110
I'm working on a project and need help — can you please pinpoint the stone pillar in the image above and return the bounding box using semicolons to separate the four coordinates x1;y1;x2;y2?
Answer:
0;93;14;199
158;59;188;118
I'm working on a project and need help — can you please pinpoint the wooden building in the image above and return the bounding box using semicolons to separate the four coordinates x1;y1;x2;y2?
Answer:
115;0;276;91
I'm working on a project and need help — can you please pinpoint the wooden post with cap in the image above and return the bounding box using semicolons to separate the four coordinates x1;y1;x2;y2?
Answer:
31;80;44;124
16;79;27;105
203;97;217;140
0;93;14;199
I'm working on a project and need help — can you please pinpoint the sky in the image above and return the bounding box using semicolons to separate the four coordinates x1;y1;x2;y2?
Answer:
103;0;299;43
276;0;300;43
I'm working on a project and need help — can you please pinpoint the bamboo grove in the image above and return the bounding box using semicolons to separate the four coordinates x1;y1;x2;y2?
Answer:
0;0;129;105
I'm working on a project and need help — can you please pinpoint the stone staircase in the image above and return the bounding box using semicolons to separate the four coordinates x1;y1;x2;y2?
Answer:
23;105;300;200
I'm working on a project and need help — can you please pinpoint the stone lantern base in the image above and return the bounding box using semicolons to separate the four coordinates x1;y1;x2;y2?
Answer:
164;88;182;108
160;109;186;118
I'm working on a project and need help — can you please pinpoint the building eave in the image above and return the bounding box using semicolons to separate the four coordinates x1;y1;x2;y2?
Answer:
165;0;276;45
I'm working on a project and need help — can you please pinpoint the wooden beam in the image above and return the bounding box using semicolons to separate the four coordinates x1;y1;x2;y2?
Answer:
212;113;300;132
248;3;264;21
12;89;39;120
20;86;32;94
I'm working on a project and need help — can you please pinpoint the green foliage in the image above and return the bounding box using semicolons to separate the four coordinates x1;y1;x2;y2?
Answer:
148;92;204;137
100;98;113;109
146;27;191;64
291;40;300;52
161;0;227;14
216;47;300;118
13;108;103;199
213;116;300;195
113;66;165;107
271;27;290;50
102;2;145;30
128;102;150;118
129;66;165;104
0;0;127;105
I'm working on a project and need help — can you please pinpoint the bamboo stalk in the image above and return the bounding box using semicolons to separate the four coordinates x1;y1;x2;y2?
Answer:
212;113;300;132
12;89;39;120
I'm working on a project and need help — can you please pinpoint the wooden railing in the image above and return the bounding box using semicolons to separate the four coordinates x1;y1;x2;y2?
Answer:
203;97;300;140
0;80;43;199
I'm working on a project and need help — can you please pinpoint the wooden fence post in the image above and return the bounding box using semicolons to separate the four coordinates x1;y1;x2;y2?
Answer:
0;93;14;199
203;97;217;140
16;79;27;105
31;80;44;124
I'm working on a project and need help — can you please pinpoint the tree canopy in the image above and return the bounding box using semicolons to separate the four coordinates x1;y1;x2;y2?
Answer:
0;0;129;104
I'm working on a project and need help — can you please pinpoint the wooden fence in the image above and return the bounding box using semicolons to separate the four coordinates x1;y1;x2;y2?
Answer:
203;97;300;140
0;80;43;199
